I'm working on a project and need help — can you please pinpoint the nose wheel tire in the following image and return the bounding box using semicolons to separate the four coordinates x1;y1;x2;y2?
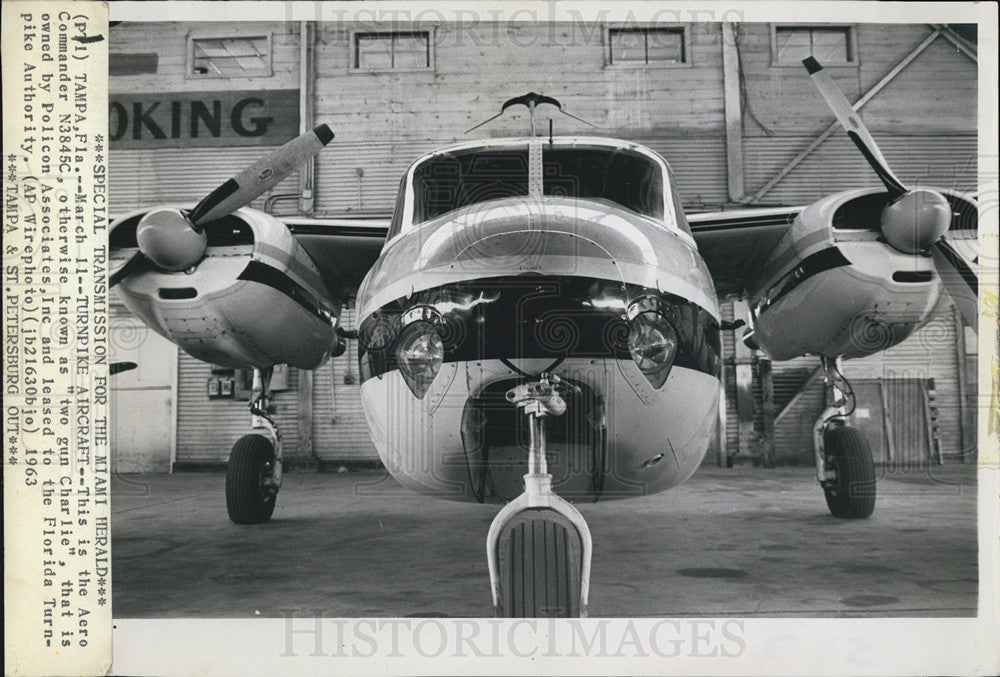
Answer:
822;426;876;519
226;434;278;524
495;509;584;617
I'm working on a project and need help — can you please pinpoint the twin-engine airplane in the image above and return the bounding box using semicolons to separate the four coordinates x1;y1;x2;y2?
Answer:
109;59;978;617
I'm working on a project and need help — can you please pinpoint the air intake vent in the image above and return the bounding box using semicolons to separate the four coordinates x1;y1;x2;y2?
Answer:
891;271;933;283
159;287;198;299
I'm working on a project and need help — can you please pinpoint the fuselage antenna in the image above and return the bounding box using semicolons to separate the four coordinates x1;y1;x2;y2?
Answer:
465;92;598;135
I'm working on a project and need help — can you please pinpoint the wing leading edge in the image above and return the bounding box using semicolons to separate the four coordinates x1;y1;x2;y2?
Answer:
687;206;803;298
286;208;805;301
284;217;390;299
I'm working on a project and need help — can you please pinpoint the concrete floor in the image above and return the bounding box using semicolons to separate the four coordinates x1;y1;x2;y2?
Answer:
111;464;978;618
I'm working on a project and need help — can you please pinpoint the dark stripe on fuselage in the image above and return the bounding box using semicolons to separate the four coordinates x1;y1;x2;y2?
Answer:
757;246;852;313
237;260;333;322
285;223;390;239
688;211;798;232
358;275;721;383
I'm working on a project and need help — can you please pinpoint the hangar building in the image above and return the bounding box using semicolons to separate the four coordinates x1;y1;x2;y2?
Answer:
107;20;979;472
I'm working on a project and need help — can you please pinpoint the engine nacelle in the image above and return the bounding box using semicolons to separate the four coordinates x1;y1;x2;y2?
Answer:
110;206;342;369
746;187;976;361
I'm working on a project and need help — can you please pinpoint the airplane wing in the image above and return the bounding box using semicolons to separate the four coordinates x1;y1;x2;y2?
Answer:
284;193;976;306
283;206;805;302
283;217;389;297
687;206;803;298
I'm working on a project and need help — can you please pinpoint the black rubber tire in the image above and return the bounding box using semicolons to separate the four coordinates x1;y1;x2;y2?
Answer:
226;434;277;524
823;426;876;519
495;509;583;617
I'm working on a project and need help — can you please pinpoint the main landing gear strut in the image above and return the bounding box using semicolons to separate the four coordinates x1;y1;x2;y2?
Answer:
813;357;876;519
486;374;593;617
226;366;283;524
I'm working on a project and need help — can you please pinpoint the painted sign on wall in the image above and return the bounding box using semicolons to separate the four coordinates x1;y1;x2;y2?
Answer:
110;89;299;149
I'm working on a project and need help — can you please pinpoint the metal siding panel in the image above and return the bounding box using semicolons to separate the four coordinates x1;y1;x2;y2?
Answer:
843;304;960;460
313;308;381;462
646;138;728;207
312;136;728;217
718;301;740;456
744;135;977;204
110;147;300;217
771;356;823;464
313;140;436;216
763;304;961;464
175;355;301;464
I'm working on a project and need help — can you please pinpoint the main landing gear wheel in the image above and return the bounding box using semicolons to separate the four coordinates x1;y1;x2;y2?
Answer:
226;434;278;524
822;426;876;519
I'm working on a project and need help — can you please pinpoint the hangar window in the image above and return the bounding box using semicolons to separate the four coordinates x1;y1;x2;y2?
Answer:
772;26;857;66
188;35;272;77
606;26;689;67
352;31;433;71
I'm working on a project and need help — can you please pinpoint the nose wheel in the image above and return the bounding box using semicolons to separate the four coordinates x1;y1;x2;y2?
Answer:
486;374;593;617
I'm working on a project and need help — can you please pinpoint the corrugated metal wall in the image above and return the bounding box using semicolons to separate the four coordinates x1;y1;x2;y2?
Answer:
844;305;963;461
313;308;380;461
311;136;728;217
175;356;301;464
745;135;977;205
111;133;972;219
772;360;825;465
730;304;965;466
719;301;739;454
110;148;300;216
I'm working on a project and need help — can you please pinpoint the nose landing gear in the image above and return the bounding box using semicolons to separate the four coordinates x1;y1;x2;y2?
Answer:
813;357;876;518
486;374;593;617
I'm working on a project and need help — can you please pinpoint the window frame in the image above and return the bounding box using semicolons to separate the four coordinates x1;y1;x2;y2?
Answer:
349;29;435;73
382;138;694;251
604;24;692;69
770;24;859;68
186;31;273;79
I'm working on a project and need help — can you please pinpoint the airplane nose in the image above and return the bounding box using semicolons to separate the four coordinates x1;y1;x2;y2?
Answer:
446;225;626;282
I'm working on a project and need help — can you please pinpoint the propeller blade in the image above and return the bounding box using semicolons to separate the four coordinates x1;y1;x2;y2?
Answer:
109;251;150;288
110;361;138;376
803;57;907;196
930;239;979;330
188;124;335;226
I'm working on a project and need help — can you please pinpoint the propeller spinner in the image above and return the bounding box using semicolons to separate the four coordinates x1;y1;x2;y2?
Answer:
135;208;208;271
110;124;335;287
803;57;977;328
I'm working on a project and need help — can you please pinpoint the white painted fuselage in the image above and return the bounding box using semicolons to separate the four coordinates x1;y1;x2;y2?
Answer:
356;193;722;504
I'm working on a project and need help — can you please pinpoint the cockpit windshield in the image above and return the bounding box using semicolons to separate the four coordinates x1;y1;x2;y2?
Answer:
409;144;665;224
